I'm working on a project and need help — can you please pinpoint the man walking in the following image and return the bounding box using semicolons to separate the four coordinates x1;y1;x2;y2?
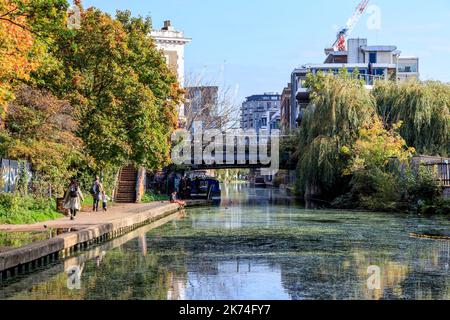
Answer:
91;176;103;212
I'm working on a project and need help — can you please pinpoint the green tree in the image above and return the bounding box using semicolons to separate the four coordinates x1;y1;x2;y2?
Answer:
336;120;416;211
116;10;183;169
42;7;182;173
4;85;83;195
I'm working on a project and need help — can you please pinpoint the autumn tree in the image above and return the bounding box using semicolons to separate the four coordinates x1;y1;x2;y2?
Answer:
0;0;68;126
3;85;83;195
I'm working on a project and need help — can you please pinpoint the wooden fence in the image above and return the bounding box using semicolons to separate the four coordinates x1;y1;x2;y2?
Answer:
424;162;450;187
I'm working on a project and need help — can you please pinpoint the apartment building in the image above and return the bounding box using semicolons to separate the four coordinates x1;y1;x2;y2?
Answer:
240;93;281;133
287;38;420;131
185;86;219;132
280;84;292;134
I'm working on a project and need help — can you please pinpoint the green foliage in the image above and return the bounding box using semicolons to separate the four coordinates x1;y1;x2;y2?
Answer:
141;191;169;203
373;80;450;156
350;169;402;212
295;73;447;213
0;193;62;224
43;7;182;173
1;4;183;217
296;71;376;197
402;165;442;207
342;119;414;177
334;160;444;213
4;85;83;195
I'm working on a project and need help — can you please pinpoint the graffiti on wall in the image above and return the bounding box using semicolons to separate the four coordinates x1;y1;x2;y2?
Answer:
1;159;32;193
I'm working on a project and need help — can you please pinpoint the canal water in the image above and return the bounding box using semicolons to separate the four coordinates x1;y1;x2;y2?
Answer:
1;184;449;300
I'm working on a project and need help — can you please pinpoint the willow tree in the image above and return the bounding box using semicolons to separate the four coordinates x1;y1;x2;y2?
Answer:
295;71;376;199
373;80;450;157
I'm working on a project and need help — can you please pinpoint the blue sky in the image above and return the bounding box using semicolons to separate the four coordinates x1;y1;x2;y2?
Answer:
84;0;450;103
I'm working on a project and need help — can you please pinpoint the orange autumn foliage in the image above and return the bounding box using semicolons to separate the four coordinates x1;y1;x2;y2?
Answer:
0;0;39;122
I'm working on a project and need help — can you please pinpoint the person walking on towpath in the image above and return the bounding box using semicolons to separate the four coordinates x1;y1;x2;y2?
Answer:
91;176;103;212
63;178;84;220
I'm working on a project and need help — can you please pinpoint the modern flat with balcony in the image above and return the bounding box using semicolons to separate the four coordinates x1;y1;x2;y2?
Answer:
283;38;420;132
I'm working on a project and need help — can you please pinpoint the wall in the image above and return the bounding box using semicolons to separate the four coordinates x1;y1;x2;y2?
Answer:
365;51;393;64
348;38;367;63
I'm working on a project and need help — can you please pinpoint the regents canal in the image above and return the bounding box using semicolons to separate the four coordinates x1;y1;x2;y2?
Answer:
0;184;449;300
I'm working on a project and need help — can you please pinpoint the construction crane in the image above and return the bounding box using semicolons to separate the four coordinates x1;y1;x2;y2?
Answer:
331;0;370;52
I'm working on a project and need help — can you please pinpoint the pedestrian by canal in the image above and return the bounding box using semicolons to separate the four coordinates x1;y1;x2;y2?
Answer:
63;178;84;220
91;176;104;212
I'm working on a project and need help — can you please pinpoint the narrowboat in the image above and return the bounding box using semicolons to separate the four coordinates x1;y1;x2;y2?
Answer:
190;176;221;201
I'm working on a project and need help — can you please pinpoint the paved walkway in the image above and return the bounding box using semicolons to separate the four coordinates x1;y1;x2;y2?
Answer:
0;201;173;232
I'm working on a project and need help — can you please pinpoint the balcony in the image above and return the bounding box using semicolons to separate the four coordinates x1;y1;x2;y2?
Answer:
296;73;386;101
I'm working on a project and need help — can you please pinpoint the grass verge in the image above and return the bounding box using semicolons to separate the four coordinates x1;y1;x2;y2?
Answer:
0;193;63;224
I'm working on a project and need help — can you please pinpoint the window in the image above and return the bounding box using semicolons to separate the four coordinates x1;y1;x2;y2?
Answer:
398;63;418;73
261;118;267;126
369;52;377;64
299;78;306;88
373;68;385;76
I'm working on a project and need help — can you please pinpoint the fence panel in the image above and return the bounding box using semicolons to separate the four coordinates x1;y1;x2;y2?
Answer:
424;162;450;187
438;163;449;186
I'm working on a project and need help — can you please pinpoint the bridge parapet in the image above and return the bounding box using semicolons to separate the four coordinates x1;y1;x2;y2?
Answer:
171;125;281;175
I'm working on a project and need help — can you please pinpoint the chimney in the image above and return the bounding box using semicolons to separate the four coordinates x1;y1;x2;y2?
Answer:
163;20;172;30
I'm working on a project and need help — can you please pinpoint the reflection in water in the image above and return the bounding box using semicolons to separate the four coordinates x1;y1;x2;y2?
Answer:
0;185;449;300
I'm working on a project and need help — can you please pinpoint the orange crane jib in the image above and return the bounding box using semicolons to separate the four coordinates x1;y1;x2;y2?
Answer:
332;0;370;52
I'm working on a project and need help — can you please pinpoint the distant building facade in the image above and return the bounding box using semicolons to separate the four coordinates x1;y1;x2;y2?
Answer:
185;86;219;132
280;84;292;134
151;20;191;122
240;93;281;133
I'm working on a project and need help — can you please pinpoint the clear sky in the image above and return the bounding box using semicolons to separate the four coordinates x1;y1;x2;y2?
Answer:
84;0;450;103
